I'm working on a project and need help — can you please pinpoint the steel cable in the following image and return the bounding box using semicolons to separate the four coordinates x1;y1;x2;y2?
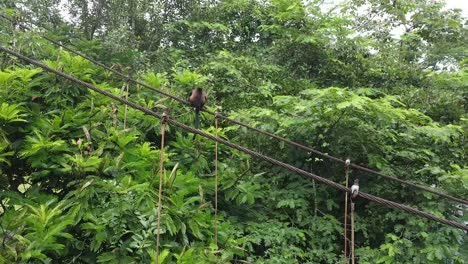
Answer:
2;14;467;206
2;45;466;231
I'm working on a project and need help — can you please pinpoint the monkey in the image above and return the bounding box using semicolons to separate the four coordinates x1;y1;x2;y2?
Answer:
351;179;359;199
188;88;207;130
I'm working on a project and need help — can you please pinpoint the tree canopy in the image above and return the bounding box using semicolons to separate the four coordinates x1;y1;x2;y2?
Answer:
0;0;467;263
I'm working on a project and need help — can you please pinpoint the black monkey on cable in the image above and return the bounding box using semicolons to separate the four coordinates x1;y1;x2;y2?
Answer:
188;88;207;130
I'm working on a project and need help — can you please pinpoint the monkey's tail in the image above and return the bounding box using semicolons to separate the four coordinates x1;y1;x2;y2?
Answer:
193;111;200;139
194;111;200;129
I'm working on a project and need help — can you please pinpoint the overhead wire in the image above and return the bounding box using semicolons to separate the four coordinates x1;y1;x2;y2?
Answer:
0;14;189;107
2;14;467;206
1;14;466;206
1;45;466;232
222;117;468;206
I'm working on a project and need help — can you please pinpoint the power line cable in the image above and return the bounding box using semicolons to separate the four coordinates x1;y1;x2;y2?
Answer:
0;14;189;107
219;116;468;206
1;45;466;232
2;14;466;206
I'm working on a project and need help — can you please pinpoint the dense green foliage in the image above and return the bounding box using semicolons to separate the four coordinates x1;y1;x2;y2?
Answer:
0;0;467;263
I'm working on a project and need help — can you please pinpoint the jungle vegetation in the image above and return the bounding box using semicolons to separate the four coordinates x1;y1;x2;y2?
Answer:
0;0;467;263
